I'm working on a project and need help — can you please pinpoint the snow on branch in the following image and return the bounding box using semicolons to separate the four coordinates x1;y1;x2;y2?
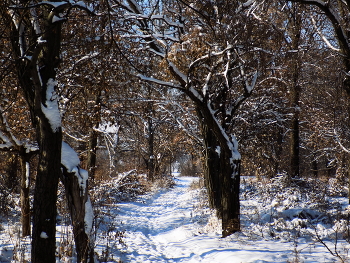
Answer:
289;0;350;57
167;60;187;86
61;141;94;235
75;52;100;65
10;0;94;14
236;0;257;13
0;106;20;148
334;129;350;154
310;14;340;52
0;106;39;153
245;71;258;94
0;131;13;150
189;46;235;72
207;102;241;163
158;104;202;146
138;74;182;89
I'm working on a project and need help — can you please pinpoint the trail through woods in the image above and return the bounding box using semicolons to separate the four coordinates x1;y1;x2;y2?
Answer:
105;176;345;263
0;176;348;262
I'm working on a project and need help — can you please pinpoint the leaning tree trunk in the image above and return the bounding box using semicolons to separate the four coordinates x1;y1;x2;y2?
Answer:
61;167;94;263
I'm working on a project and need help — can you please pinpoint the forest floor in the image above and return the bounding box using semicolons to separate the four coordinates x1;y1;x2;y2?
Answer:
0;174;350;262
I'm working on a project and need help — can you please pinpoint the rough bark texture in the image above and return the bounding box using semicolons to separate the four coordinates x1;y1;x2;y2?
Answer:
194;103;241;237
19;149;31;237
87;129;99;180
7;1;95;261
61;167;94;263
199;113;222;216
32;122;62;263
220;145;241;238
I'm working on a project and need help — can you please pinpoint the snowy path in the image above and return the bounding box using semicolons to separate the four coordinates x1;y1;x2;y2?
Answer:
102;176;341;263
111;176;205;262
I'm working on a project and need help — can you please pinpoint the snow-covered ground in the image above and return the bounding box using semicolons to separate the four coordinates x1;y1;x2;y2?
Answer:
1;175;350;262
96;175;350;262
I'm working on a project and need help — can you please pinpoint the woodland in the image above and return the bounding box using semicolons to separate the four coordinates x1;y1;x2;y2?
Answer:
1;0;350;262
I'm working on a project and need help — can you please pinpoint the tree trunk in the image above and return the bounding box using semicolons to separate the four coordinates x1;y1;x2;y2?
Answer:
289;3;302;180
147;116;155;181
61;167;95;263
196;105;241;237
8;3;65;260
200;116;222;216
7;1;95;261
86;93;101;181
31;120;62;263
87;129;99;181
220;144;241;238
19;149;31;237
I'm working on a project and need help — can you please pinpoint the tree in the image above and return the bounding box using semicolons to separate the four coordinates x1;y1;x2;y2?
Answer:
3;1;95;261
109;0;264;236
0;104;38;237
286;0;350;92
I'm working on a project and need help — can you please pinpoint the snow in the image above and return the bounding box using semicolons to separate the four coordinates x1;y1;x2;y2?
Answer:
94;176;350;262
52;15;65;23
41;1;68;8
189;87;203;101
41;78;61;132
84;197;93;235
61;141;80;172
207;101;241;164
215;146;221;156
74;1;93;13
1;174;349;262
168;61;187;84
61;141;89;194
138;74;182;88
0;131;12;149
25;162;30;188
40;232;48;239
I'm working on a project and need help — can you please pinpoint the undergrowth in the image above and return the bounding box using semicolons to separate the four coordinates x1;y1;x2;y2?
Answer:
0;170;175;262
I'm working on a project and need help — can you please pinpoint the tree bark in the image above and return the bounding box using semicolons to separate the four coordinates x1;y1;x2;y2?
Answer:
147;115;155;181
220;147;241;237
9;3;63;261
61;167;95;263
195;103;241;237
31;119;62;263
19;148;31;237
86;93;101;181
199;112;222;216
289;3;302;180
